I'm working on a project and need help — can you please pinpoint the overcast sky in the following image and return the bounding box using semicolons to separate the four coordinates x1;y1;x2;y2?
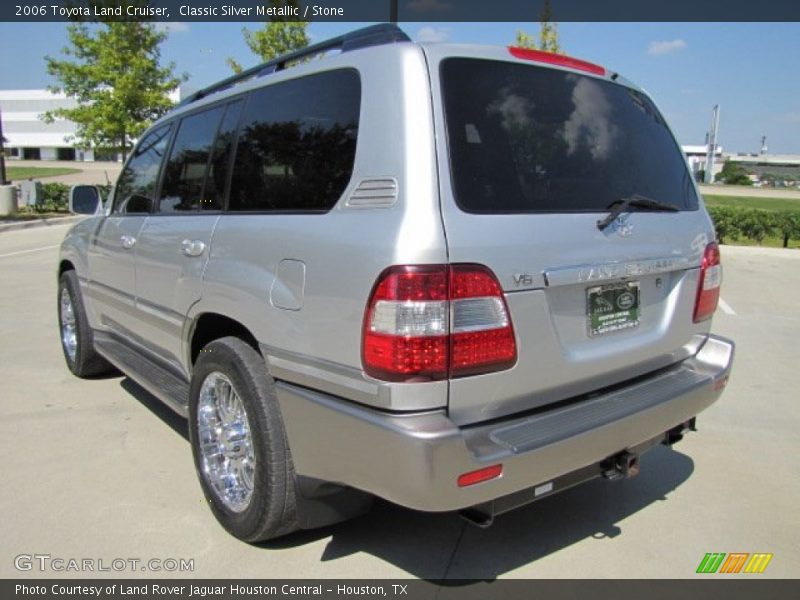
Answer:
1;21;798;154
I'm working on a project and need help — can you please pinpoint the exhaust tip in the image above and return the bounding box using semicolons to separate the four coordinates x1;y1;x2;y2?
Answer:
459;506;494;528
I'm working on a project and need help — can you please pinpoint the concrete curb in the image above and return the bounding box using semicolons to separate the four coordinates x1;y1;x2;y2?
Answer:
0;215;85;234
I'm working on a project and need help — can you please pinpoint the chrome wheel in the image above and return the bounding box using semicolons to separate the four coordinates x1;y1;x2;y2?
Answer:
60;287;77;363
197;372;256;513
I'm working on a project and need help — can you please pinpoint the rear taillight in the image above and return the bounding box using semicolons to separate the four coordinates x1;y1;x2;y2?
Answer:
693;242;722;323
449;265;517;377
362;265;517;381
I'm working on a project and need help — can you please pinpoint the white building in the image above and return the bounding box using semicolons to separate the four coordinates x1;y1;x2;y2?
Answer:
0;88;182;162
682;144;724;181
0;89;98;161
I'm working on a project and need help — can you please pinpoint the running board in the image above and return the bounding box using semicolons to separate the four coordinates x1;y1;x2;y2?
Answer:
94;332;190;418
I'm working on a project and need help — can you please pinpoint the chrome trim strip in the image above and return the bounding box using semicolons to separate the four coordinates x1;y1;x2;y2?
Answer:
135;296;185;329
261;343;382;406
345;177;398;208
543;256;695;287
260;342;447;411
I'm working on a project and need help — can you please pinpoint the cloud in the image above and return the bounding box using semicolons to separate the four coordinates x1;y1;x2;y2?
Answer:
416;26;451;43
563;78;619;161
154;22;190;34
488;88;534;131
406;0;453;13
647;39;687;55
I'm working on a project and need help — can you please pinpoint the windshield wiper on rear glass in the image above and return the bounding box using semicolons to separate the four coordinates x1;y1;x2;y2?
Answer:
596;194;680;231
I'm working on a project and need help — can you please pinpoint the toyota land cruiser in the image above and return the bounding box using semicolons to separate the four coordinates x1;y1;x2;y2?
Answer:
57;24;734;541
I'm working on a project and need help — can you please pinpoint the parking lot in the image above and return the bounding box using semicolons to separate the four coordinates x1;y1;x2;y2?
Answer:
0;223;798;579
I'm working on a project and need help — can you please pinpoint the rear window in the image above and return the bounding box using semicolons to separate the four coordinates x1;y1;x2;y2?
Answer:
441;58;698;214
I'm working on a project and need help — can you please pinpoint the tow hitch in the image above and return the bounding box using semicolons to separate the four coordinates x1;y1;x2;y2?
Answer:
456;427;695;528
602;450;640;480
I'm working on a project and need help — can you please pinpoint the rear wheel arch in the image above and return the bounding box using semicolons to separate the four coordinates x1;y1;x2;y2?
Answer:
189;313;261;367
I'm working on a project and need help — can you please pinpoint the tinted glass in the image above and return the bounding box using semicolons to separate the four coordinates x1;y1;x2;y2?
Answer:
441;58;698;214
204;100;243;210
159;106;225;213
229;69;360;212
114;125;172;214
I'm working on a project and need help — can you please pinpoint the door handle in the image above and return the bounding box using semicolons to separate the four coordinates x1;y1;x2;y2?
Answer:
181;239;206;257
120;235;136;249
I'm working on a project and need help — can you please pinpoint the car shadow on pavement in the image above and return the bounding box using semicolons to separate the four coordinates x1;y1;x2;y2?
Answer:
120;377;189;441
267;445;695;580
117;376;694;580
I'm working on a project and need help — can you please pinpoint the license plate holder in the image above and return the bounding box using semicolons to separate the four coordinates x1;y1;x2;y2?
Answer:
587;281;640;337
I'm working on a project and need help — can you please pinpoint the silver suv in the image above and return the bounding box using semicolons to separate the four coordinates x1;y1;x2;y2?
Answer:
58;25;734;541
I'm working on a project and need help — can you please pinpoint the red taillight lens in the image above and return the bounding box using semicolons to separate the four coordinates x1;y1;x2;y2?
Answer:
457;464;503;487
693;242;722;323
449;265;517;377
362;265;449;382
508;46;606;76
362;264;517;382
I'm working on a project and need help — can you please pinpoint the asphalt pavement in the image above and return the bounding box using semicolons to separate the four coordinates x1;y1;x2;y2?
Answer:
0;224;797;579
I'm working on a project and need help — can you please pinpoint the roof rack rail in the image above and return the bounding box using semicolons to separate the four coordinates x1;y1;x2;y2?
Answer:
177;23;410;109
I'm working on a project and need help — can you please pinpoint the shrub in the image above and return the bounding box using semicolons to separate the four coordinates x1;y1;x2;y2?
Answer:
706;206;740;244
738;209;775;245
705;205;799;247
714;160;753;186
36;182;70;213
774;212;800;248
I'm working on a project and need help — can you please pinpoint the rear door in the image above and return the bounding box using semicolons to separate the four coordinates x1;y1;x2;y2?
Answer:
426;48;716;425
134;100;243;375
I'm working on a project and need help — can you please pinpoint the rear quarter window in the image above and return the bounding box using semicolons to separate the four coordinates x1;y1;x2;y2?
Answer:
228;69;361;213
440;58;698;214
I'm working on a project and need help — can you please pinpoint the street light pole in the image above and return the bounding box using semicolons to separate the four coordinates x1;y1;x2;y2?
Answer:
390;0;398;23
0;107;8;185
704;104;720;185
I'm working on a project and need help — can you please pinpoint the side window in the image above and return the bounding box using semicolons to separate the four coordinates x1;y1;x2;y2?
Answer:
203;100;244;210
228;69;361;212
158;106;225;213
114;124;172;214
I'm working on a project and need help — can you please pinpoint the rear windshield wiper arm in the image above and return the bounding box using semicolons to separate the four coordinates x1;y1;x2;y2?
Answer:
596;194;680;231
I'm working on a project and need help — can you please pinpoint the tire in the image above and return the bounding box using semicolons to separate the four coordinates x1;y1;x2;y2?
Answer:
188;336;299;542
58;270;114;378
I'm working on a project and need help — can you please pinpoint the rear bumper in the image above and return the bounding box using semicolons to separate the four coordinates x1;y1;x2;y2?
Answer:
275;334;734;512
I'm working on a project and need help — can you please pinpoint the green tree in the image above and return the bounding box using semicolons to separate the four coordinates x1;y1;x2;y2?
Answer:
759;172;779;186
714;160;753;186
227;0;309;73
44;21;183;161
775;211;800;248
515;0;563;53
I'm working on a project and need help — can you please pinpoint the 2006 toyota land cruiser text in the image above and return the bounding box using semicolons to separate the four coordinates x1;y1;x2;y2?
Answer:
57;25;734;542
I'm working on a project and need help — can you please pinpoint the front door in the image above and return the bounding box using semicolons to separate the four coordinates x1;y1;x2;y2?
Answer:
86;124;173;340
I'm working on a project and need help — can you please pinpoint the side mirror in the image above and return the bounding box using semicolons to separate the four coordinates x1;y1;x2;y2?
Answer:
69;185;103;215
